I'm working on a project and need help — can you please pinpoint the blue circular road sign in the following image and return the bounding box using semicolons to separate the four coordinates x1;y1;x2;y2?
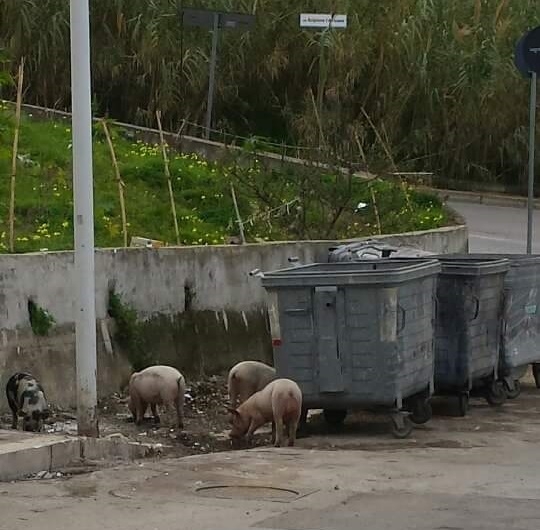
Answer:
515;26;540;77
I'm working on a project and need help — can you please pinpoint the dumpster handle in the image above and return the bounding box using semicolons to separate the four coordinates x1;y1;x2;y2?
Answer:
285;308;310;315
397;304;406;333
470;296;480;321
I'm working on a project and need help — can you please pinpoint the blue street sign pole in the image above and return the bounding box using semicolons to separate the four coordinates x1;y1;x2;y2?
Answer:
528;71;537;254
515;26;540;254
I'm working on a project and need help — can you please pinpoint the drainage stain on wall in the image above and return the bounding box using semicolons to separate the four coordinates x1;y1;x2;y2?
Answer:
130;308;273;377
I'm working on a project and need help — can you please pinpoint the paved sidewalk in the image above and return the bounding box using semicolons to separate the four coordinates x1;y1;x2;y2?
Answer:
2;438;540;530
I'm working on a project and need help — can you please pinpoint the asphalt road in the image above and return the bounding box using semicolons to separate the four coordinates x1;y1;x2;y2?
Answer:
449;200;540;253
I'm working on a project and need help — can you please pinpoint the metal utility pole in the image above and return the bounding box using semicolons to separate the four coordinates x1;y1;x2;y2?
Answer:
69;0;98;437
300;12;348;148
182;8;255;140
205;13;220;139
527;71;537;254
515;27;540;255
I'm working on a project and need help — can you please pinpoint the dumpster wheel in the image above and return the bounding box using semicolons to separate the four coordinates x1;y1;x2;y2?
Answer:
457;392;469;417
410;399;432;425
533;364;540;389
390;414;414;439
485;380;507;406
323;409;347;428
504;380;522;400
297;408;309;438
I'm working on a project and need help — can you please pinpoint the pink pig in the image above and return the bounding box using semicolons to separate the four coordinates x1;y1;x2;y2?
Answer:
128;365;186;429
228;378;302;447
227;360;276;408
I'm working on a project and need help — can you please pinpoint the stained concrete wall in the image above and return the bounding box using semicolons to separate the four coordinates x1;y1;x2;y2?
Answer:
0;226;467;410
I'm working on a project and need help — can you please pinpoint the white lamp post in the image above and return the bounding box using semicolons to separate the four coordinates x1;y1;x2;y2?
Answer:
69;0;98;437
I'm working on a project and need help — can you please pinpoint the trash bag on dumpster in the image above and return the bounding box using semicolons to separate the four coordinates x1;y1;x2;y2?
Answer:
328;239;435;262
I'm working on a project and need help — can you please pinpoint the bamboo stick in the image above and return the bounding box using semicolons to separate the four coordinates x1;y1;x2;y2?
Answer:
156;110;180;246
101;120;128;247
9;58;24;253
230;183;246;244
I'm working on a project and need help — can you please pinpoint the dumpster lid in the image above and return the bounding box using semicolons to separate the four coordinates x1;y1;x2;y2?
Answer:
434;253;540;268
260;259;441;288
390;256;511;276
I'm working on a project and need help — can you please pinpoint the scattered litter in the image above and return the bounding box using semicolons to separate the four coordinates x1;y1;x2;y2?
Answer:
109;489;132;500
27;470;62;481
105;433;129;442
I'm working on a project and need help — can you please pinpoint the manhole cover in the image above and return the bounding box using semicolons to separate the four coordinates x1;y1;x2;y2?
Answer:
195;485;299;502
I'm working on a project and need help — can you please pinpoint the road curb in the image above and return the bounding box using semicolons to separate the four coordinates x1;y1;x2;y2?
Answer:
422;187;540;210
0;431;165;482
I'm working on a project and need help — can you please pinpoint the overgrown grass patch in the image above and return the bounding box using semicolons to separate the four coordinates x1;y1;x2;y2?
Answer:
0;106;449;252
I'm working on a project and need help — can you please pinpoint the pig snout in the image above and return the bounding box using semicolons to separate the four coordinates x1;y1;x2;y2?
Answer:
227;408;249;440
22;414;42;432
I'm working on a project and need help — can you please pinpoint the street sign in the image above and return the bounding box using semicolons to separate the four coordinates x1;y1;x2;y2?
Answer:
299;13;348;147
221;12;255;30
182;8;255;30
515;35;529;78
515;26;540;77
300;13;347;29
183;7;214;28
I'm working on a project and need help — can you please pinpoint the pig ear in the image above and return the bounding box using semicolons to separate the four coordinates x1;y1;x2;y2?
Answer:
226;407;239;416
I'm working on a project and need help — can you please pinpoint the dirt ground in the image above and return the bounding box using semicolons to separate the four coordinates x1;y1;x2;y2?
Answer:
0;374;273;457
2;370;540;459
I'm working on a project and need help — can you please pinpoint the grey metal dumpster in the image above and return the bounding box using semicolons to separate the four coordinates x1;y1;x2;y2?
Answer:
389;257;510;415
260;260;441;438
433;254;540;397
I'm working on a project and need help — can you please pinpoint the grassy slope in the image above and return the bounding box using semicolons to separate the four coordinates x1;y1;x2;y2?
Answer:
0;105;449;253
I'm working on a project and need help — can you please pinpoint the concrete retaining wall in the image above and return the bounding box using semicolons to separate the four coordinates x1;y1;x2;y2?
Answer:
0;226;467;410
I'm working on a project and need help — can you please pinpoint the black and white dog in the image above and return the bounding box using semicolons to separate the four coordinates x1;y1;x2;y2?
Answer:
6;372;50;432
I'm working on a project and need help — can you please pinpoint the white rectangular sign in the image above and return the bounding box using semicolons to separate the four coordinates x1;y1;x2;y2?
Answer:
300;13;347;29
